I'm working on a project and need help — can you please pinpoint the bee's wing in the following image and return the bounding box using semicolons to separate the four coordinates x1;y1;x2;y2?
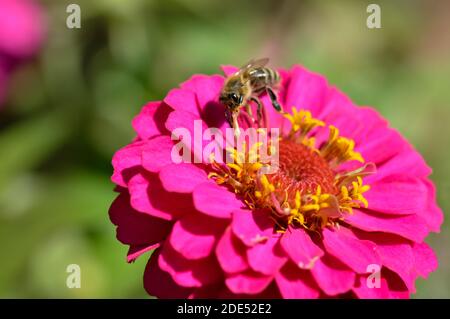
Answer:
239;58;269;72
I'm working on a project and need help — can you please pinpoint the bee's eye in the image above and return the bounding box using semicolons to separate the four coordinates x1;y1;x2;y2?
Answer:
230;93;239;103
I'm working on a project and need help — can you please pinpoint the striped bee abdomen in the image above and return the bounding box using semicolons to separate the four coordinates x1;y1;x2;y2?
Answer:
248;67;280;92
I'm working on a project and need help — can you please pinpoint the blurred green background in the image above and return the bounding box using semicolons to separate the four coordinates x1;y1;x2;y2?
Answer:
0;0;449;298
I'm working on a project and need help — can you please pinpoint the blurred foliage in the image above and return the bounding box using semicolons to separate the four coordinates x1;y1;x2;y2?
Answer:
0;0;449;298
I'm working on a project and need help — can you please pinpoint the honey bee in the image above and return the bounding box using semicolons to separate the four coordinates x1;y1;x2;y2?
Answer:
219;58;282;136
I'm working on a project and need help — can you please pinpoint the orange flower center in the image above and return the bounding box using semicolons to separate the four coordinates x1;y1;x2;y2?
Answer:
209;107;375;231
272;139;338;195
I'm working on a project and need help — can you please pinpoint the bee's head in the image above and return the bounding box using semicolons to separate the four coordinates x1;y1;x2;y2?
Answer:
219;92;244;110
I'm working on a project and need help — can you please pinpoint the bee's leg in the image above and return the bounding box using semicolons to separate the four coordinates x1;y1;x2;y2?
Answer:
225;109;241;136
232;111;241;137
249;96;263;126
245;104;255;123
225;109;233;128
266;87;282;112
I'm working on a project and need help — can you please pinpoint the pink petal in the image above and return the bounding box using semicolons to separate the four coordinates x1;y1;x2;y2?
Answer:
311;104;362;148
180;74;224;112
128;172;193;221
357;128;408;165
418;178;444;233
199;99;229;134
225;270;273;295
219;283;281;299
280;227;324;269
220;65;238;77
382;268;410;298
188;283;224;299
159;163;208;193
285;65;329;118
232;208;274;246
144;250;193;298
356;107;388;140
353;230;416;292
158;243;223;288
412;242;438;279
352;276;391;299
277;68;290;101
275;262;320;299
216;227;249;274
164;88;200;117
195;75;224;112
165;108;201;133
345;209;428;243
320;89;364;141
169;212;227;260
109;192;172;246
369;149;431;181
132;101;170;140
322;227;381;274
389;291;410;299
141;135;174;173
311;254;356;296
111;141;145;187
365;175;428;215
165;110;210;163
193;182;243;218
247;235;287;275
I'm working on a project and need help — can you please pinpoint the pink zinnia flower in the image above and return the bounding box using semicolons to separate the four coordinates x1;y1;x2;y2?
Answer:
109;63;443;299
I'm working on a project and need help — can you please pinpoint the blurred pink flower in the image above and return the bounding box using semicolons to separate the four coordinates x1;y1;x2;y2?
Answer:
0;0;46;107
0;0;46;59
109;64;443;299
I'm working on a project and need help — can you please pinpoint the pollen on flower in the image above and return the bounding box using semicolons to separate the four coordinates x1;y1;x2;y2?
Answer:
209;107;372;232
320;126;364;166
283;108;325;137
338;176;370;214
